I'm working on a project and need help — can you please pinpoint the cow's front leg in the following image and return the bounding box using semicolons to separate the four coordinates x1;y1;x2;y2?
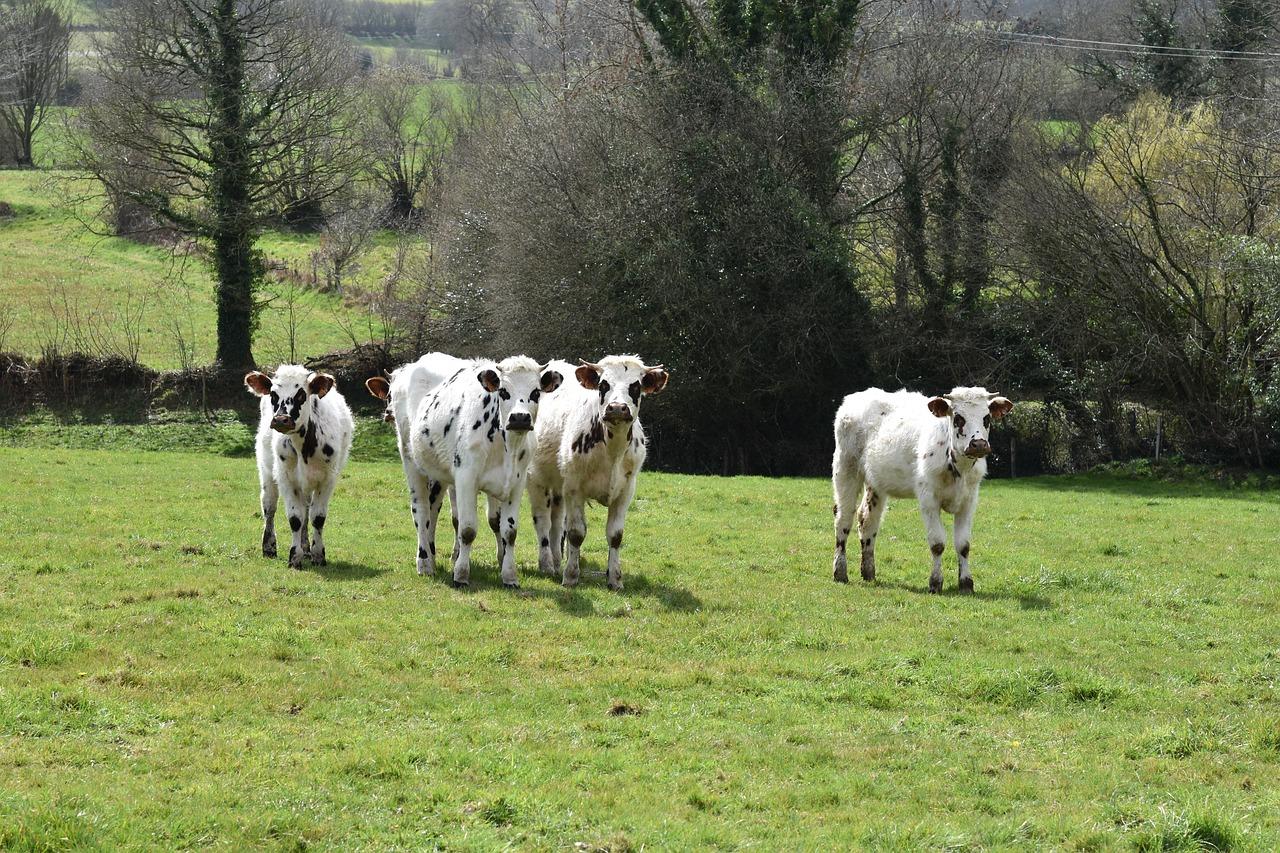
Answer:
831;453;862;583
857;486;887;582
605;474;639;591
420;477;445;576
561;494;587;588
529;483;557;575
260;473;279;559
497;495;522;588
953;496;978;593
308;478;338;566
918;499;947;593
451;476;478;588
281;480;308;570
487;494;505;568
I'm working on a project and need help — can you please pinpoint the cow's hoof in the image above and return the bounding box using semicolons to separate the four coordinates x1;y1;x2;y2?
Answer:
928;578;942;593
958;577;974;593
503;581;520;590
310;551;326;567
833;568;849;583
263;545;277;559
860;565;875;582
561;576;580;589
451;579;469;589
607;579;623;592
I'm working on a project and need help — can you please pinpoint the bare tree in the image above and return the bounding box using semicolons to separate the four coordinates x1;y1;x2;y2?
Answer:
73;0;359;368
360;64;459;222
310;199;382;292
0;0;70;166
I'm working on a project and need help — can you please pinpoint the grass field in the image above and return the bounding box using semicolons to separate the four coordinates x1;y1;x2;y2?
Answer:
0;170;390;370
1;433;1278;849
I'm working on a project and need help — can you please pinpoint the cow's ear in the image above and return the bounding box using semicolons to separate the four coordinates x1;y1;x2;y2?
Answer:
478;369;501;393
641;366;669;395
308;372;335;398
245;371;272;396
575;362;602;391
989;396;1014;419
366;376;390;400
539;369;563;394
927;396;951;418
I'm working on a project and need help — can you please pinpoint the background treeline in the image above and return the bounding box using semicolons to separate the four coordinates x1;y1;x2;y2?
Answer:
2;0;1279;474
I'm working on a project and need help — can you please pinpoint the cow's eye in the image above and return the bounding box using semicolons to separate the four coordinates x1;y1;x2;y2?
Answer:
294;389;306;404
983;415;991;428
629;381;641;402
599;380;610;395
530;389;540;402
954;415;966;430
270;392;278;405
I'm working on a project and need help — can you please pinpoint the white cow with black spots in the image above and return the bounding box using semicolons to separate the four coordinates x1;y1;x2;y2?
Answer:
832;386;1013;593
246;365;354;569
527;355;669;590
366;352;469;575
408;355;563;587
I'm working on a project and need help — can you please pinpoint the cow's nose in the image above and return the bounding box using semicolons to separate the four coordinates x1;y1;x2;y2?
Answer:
965;439;991;458
507;412;533;431
603;403;632;423
271;415;295;433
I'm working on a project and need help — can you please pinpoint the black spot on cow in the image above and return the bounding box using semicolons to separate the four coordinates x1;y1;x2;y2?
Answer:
498;388;511;400
930;542;945;556
541;537;549;547
567;529;585;547
571;418;606;455
628;381;641;403
460;527;477;545
429;481;442;504
530;389;540;402
279;455;287;462
453;453;461;467
429;542;436;554
289;516;301;532
443;419;453;437
518;450;526;462
959;543;970;558
608;530;623;549
313;515;325;530
322;444;333;457
301;424;318;463
419;546;428;559
506;516;514;527
472;420;481;430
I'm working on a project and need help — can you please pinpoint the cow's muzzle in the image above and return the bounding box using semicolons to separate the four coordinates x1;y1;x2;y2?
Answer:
271;416;296;434
964;439;991;459
506;413;533;432
603;404;633;424
382;410;395;424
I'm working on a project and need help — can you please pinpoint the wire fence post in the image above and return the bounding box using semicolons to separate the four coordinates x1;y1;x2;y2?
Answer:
1154;414;1162;462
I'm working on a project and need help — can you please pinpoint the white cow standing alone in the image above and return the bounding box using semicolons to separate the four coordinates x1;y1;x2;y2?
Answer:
832;386;1013;593
527;355;669;590
245;365;354;569
407;355;563;588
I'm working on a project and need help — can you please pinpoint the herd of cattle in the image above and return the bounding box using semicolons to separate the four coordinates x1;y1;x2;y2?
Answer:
244;355;1013;593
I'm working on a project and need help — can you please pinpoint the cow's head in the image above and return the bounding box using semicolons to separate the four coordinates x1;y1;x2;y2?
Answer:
476;355;563;433
927;387;1013;460
575;355;669;425
365;370;395;423
245;365;336;435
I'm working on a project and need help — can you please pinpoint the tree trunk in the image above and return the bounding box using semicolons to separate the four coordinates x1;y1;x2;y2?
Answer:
210;0;257;369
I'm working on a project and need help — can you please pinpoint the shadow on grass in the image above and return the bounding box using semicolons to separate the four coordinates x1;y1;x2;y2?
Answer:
419;557;703;616
866;577;1053;611
301;560;390;581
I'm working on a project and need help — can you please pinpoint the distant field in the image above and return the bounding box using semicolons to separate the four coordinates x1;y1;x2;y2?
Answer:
0;170;396;370
0;435;1278;848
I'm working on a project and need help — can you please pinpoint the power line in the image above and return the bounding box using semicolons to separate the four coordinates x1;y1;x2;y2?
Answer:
993;30;1280;63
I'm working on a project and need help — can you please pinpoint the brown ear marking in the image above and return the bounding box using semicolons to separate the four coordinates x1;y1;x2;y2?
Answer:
366;376;391;400
245;371;272;396
478;369;501;393
540;370;564;394
927;396;951;418
989;397;1014;419
308;372;335;398
641;366;669;395
575;361;602;391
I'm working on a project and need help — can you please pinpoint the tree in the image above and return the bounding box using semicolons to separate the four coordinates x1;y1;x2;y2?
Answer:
75;0;358;368
0;0;70;166
1086;0;1208;104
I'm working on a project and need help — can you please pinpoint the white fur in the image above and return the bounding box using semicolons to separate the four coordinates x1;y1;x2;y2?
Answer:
248;365;354;569
407;355;562;586
831;386;1012;592
527;355;667;590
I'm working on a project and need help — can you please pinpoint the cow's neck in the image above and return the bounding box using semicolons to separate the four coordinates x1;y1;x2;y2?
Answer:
602;420;633;458
946;446;977;479
500;430;531;498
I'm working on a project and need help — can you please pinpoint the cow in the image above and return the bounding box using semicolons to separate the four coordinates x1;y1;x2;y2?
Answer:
831;386;1014;593
245;365;354;569
527;355;669;590
407;355;563;588
366;352;469;576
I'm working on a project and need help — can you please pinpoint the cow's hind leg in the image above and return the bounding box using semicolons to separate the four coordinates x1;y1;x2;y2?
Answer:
405;461;438;575
450;477;478;588
529;483;557;575
832;451;863;583
487;494;505;568
857;486;888;582
918;500;947;593
308;478;338;566
604;473;639;591
561;494;587;588
550;493;565;570
281;480;308;570
953;497;977;592
260;470;279;558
